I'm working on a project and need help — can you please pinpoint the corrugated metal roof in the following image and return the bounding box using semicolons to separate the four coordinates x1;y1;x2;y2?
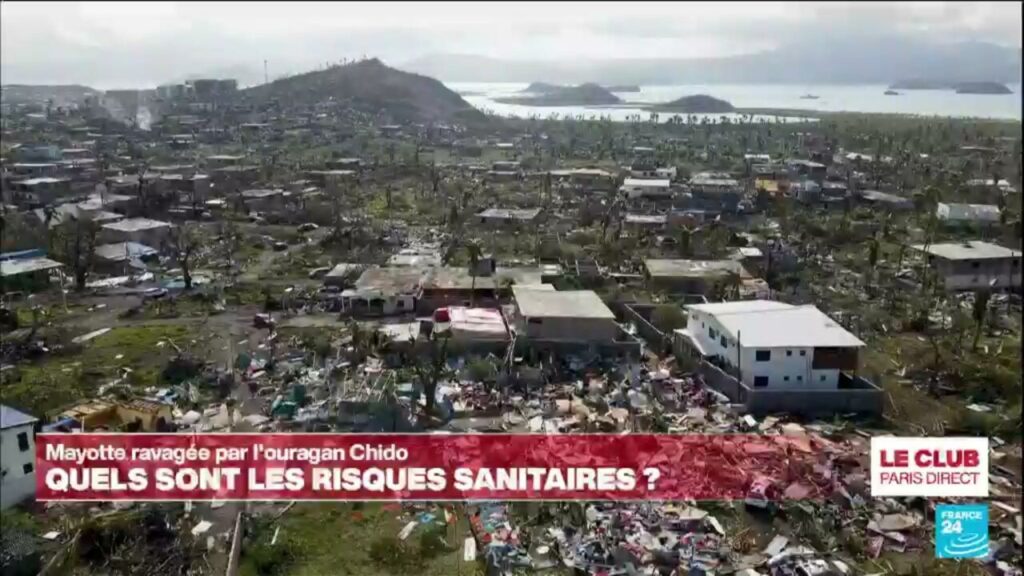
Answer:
1;404;38;429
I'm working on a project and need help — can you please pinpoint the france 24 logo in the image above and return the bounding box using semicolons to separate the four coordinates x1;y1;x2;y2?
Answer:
935;504;989;559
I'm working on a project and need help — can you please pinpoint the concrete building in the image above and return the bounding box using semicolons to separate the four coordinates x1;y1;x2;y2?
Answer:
673;301;882;415
341;266;424;316
511;287;619;342
1;405;38;510
5;177;72;206
620;178;672;200
677;301;865;390
936;202;1001;226
240;188;288;212
688;172;743;211
0;256;64;292
912;241;1022;292
100;218;173;247
644;259;749;296
476;207;543;227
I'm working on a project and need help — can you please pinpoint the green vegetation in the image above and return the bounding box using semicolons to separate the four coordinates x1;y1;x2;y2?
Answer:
239;503;480;576
0;324;197;415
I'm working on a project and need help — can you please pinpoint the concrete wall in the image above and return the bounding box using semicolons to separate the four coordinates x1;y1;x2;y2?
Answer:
225;511;244;576
522;316;620;342
696;360;882;416
933;258;1021;291
0;424;36;509
516;336;642;360
621;303;672;354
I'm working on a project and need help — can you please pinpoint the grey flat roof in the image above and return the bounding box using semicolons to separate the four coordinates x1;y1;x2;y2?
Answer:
645;259;746;278
353;266;425;294
477;207;542;220
94;242;157;261
0;257;63;277
912;241;1022;261
1;405;38;429
513;287;614;319
687;301;864;348
102;218;171;232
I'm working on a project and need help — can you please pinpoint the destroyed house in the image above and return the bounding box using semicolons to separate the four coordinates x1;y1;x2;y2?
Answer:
326;157;362;171
911;241;1021;292
511;287;619;343
94;242;158;274
644;259;749;296
418;267;544;314
857;190;914;212
676;301;882;415
341;266;424;316
51;399;172;432
477;207;543;227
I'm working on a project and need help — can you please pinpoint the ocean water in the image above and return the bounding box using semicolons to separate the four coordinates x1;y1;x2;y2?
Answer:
448;82;1023;122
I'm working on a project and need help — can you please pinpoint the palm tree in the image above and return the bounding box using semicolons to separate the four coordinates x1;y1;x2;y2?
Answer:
466;239;483;307
971;290;992;351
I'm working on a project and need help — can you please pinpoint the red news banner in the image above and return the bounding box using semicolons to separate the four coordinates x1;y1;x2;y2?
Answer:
36;433;840;501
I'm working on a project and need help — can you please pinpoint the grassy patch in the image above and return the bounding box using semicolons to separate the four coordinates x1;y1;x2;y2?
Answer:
0;324;199;416
239;503;480;576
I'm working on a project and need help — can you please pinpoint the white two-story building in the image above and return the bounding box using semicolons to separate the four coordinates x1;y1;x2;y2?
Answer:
676;300;865;390
1;405;38;510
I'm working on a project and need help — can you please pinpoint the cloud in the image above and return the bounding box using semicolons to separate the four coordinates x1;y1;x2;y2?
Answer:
1;1;1020;86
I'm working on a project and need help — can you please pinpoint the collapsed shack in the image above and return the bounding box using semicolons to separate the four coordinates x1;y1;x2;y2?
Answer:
41;506;208;576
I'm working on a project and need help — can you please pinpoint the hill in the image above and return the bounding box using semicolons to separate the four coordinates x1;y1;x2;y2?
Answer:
242;59;485;124
891;79;1014;94
0;84;100;105
404;38;1021;85
521;82;562;94
497;83;623;106
954;82;1013;94
650;94;735;113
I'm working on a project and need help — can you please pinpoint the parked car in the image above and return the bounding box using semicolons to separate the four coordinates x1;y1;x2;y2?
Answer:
298;222;319;232
253;313;276;330
142;288;168;301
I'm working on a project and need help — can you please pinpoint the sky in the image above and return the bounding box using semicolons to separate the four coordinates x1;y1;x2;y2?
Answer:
1;1;1021;88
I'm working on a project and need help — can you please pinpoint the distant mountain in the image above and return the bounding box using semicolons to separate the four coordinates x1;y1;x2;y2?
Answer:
605;85;641;93
651;94;734;113
241;59;486;124
402;38;1022;85
0;84;100;105
497;83;622;106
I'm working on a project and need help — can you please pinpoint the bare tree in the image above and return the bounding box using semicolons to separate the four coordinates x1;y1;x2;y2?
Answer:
170;224;200;290
413;334;450;417
52;216;100;291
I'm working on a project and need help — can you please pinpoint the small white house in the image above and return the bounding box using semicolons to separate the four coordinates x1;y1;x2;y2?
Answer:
620;178;672;199
936;202;1001;225
1;405;38;509
677;301;865;390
